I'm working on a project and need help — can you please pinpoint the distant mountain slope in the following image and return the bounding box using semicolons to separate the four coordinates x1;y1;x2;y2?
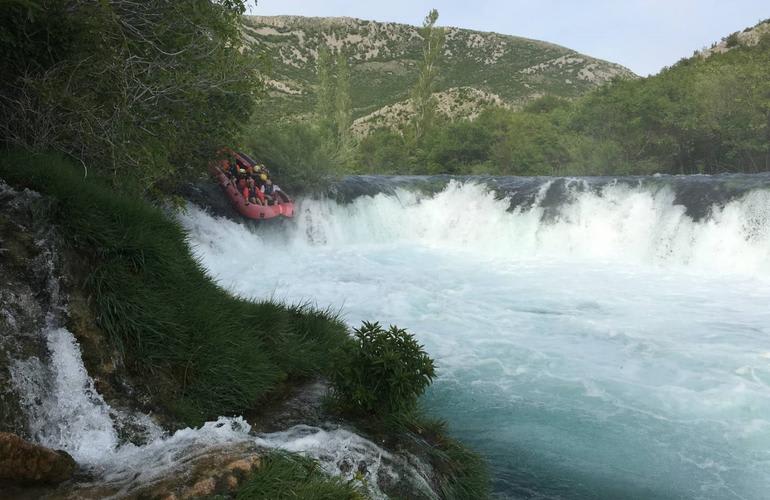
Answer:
244;15;636;130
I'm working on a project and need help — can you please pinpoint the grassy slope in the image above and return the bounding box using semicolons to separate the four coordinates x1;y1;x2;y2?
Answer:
244;16;636;123
0;150;352;425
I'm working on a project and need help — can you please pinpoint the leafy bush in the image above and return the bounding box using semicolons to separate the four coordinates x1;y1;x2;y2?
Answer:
330;321;435;417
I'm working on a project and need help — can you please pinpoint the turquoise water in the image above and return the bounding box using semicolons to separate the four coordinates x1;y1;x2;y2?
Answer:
182;180;770;499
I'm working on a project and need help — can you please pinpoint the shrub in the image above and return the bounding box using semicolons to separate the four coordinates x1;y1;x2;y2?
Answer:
725;32;740;48
330;321;435;417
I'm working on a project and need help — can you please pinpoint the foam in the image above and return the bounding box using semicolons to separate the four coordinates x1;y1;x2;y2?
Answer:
180;179;770;498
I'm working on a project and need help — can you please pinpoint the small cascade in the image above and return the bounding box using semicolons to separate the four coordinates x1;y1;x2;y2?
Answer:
8;324;432;498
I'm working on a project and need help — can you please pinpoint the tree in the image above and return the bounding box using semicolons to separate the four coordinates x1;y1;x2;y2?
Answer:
410;9;445;144
0;0;263;191
314;45;337;142
335;52;353;152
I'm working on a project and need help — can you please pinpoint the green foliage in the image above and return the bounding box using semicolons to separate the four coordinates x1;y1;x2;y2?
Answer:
355;24;770;176
569;31;770;174
236;452;365;500
523;94;572;114
0;0;264;192
0;151;352;424
330;321;435;417
422;120;492;174
410;417;490;500
335;53;354;151
245;122;341;194
355;129;411;174
410;9;445;144
315;46;337;142
252;44;355;191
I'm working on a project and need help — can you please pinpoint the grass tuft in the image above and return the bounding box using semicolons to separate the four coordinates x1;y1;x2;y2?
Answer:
236;452;366;500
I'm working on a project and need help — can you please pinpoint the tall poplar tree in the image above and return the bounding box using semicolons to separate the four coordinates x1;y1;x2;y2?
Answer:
335;52;353;151
315;45;336;141
411;9;445;143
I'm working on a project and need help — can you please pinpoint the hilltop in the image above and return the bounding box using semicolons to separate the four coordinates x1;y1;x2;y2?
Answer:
694;18;770;60
244;15;636;132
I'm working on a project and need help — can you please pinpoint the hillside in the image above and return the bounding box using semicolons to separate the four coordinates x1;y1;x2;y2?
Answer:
348;17;770;176
244;15;636;131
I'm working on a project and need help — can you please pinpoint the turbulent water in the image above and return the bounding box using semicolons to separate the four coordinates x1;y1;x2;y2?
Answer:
9;325;424;498
180;175;770;500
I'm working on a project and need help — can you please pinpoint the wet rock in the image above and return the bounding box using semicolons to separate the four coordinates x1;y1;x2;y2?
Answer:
0;432;77;484
145;448;262;500
35;443;265;500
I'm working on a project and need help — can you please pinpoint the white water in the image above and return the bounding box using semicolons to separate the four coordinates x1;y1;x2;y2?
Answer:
254;425;437;499
10;326;421;498
180;180;770;499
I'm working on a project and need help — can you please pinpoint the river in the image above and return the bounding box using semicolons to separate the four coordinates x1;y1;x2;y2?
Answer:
181;174;770;499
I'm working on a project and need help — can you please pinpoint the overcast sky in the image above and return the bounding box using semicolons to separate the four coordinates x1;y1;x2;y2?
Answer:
247;0;768;76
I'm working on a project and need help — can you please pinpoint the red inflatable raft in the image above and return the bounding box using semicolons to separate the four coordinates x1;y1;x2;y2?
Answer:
209;159;294;220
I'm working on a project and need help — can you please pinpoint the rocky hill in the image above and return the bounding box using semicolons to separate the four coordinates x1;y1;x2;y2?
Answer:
695;18;770;60
244;15;636;133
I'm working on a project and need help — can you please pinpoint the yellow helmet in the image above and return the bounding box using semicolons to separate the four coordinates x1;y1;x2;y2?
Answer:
259;173;267;181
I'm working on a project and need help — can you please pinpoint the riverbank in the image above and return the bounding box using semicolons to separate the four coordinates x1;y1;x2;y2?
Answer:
0;150;488;498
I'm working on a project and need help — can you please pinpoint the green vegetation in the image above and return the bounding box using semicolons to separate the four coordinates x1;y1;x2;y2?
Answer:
249;17;768;180
236;452;365;500
410;9;445;143
246;122;339;193
335;53;354;152
0;4;492;496
327;321;488;500
349;22;770;176
0;151;352;424
315;46;338;142
329;322;436;417
0;150;490;496
414;418;490;500
0;0;263;192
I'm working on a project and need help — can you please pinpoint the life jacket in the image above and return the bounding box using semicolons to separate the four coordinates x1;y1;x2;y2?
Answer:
253;185;266;202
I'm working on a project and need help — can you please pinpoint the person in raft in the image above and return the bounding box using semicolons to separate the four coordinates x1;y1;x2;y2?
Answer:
244;177;266;206
227;157;239;182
